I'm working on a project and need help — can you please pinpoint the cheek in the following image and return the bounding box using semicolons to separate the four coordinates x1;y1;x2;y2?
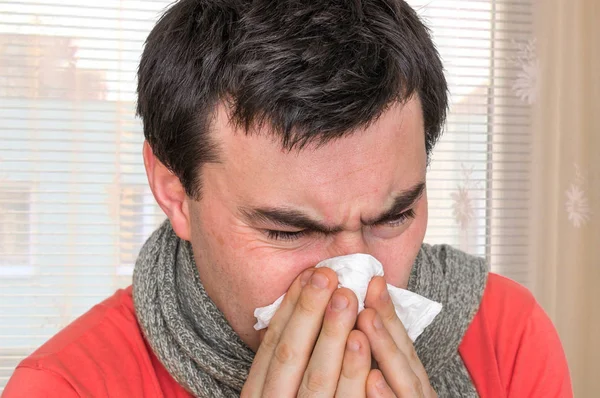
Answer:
239;241;327;305
372;197;428;288
204;217;325;306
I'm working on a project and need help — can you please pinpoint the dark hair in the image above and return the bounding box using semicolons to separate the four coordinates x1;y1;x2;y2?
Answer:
137;0;448;200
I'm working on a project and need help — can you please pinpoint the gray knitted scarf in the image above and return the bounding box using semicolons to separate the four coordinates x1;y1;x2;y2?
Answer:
133;220;487;397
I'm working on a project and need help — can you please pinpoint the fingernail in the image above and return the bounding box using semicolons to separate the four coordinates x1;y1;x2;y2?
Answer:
376;378;386;391
301;269;315;287
347;339;360;352
373;314;383;330
311;272;329;289
380;288;390;303
331;294;349;311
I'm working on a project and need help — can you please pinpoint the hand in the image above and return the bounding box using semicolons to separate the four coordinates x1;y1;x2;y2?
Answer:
356;276;437;398
241;267;373;397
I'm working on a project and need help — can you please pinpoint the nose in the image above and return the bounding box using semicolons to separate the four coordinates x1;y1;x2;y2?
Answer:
327;230;370;258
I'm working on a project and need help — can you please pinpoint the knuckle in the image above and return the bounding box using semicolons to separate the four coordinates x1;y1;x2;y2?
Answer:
296;294;319;316
413;377;425;397
260;328;279;351
273;341;295;365
383;309;397;324
356;308;375;329
398;375;423;396
390;341;401;356
303;370;329;394
320;319;342;339
408;347;420;363
380;341;400;361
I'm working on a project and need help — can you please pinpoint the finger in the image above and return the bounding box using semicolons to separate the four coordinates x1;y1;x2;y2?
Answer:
298;287;358;396
243;267;316;396
364;277;412;349
261;267;339;396
364;277;431;387
335;330;371;398
366;369;397;398
358;309;424;398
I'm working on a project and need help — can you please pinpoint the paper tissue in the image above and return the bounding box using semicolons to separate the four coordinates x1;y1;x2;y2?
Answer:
254;253;442;342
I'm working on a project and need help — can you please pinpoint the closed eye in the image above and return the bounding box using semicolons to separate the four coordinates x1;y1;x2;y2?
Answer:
264;229;309;241
377;209;415;227
264;209;416;241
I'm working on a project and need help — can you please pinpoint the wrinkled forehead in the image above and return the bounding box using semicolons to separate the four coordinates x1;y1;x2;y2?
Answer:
203;97;427;211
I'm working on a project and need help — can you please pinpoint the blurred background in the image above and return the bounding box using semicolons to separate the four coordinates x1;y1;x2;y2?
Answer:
0;0;598;395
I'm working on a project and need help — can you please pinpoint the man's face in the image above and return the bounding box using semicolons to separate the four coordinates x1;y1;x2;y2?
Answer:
187;97;428;350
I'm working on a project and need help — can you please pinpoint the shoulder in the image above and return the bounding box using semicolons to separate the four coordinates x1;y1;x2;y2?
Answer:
3;366;79;397
5;287;164;397
475;273;559;349
23;286;143;363
470;273;539;356
460;274;573;397
481;273;536;322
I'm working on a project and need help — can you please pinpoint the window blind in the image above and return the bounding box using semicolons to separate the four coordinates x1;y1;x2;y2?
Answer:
0;0;534;390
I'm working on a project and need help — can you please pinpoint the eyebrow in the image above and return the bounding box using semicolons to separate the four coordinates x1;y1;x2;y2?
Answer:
238;181;426;233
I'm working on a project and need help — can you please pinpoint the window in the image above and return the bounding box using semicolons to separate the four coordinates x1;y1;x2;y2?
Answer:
0;184;34;276
413;0;534;284
113;184;165;276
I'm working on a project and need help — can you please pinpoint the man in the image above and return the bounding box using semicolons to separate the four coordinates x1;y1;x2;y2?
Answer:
4;0;572;397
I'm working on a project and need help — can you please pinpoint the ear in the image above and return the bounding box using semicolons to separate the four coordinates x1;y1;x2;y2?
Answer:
143;141;192;241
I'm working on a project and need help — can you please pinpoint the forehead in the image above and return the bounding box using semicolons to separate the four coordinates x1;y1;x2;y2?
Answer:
205;97;426;211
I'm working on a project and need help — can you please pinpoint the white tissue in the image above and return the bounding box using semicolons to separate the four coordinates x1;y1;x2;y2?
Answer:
253;254;442;342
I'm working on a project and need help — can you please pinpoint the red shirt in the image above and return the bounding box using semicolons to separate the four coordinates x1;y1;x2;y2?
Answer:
3;273;572;397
